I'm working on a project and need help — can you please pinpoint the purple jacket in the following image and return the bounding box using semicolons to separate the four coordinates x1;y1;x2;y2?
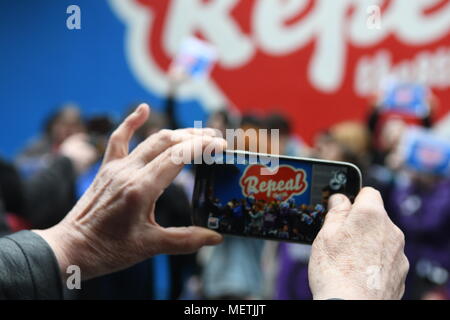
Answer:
388;177;450;269
387;176;450;296
275;243;312;300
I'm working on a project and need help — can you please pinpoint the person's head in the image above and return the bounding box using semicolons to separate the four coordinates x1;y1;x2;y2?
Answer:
265;113;292;155
314;121;370;170
237;113;265;152
45;104;85;146
378;117;407;153
313;131;342;161
370;83;435;156
207;109;233;138
393;129;448;190
85;116;116;156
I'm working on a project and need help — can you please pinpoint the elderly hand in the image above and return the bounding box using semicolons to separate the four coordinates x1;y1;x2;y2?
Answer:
308;187;409;300
35;103;226;280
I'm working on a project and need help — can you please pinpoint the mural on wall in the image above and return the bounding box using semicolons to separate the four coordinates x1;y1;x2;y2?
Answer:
1;0;449;157
110;0;450;142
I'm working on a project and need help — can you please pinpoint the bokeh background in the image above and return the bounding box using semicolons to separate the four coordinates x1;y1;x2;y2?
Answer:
2;0;449;158
1;0;449;300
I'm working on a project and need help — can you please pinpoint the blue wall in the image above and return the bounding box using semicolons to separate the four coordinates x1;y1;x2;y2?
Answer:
0;0;207;159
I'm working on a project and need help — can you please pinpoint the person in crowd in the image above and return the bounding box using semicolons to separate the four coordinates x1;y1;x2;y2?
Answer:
367;96;435;165
362;84;448;299
0;195;11;236
378;128;450;299
365;85;436;192
7;104;93;231
0;158;27;232
207;110;234;139
201;113;266;299
0;133;97;232
265;112;309;157
314;121;371;174
387;167;450;299
0;104;409;300
18;131;96;230
16;104;85;179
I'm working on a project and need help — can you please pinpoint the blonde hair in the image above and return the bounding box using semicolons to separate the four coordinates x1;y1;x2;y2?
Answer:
329;121;370;156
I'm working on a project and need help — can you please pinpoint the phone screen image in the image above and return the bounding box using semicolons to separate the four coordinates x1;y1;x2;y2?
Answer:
192;151;361;244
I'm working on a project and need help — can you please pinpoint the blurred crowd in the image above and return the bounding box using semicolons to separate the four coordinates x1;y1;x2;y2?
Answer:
0;74;449;300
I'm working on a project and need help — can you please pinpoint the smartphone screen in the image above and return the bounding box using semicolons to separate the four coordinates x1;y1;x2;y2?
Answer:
192;150;362;244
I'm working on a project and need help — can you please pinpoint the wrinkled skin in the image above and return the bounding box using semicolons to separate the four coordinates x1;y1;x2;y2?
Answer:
309;188;409;300
35;104;226;280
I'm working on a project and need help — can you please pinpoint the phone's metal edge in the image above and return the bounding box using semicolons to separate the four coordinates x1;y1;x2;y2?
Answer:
212;231;315;246
225;149;363;190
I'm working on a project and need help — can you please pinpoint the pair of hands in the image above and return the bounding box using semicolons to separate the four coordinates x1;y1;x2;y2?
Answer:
35;104;408;300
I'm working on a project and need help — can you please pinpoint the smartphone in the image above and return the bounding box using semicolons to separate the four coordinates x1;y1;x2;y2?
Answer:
192;150;362;244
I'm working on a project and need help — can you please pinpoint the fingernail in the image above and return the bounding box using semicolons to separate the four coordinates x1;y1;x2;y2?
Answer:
134;105;144;115
206;233;223;245
329;194;346;208
212;137;227;148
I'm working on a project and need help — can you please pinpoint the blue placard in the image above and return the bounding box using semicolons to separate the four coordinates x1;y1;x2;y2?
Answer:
172;37;218;79
381;83;430;117
402;128;450;176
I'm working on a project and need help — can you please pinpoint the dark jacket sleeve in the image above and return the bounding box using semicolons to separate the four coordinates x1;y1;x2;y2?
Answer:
0;231;63;300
